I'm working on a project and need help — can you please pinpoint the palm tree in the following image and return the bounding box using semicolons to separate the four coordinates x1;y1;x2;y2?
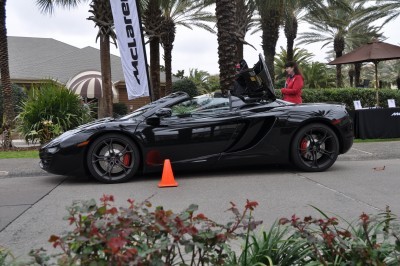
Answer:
37;0;116;118
297;0;384;87
254;0;283;81
142;0;163;100
188;68;211;94
234;0;257;62
215;0;237;94
274;46;313;87
253;0;341;80
364;0;400;25
345;24;383;86
159;0;214;96
0;0;14;148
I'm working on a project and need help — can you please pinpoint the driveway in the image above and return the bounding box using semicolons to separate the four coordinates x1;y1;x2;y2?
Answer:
1;141;400;261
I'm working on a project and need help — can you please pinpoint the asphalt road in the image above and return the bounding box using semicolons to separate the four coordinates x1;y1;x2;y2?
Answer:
1;141;400;261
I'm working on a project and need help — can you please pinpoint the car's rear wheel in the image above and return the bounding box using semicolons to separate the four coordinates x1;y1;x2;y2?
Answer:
291;123;339;172
86;134;140;183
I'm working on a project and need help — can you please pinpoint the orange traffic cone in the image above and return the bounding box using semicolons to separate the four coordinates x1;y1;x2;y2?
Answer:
158;159;178;187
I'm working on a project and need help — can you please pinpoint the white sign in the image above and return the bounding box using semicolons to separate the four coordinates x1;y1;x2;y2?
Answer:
353;100;362;110
110;0;150;100
388;99;396;108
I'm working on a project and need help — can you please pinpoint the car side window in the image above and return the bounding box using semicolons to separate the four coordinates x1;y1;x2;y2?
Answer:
171;95;230;117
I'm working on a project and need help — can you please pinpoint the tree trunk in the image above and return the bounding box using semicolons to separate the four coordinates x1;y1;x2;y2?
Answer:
261;7;282;83
348;68;355;87
150;38;160;100
145;0;161;100
235;0;245;62
0;0;14;149
160;19;175;96
334;36;344;88
98;34;113;118
284;14;297;62
216;0;237;95
354;63;362;86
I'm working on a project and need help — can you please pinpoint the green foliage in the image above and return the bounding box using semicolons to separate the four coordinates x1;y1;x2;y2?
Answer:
278;206;400;265
172;78;199;97
188;68;212;94
231;222;312;265
4;198;400;265
208;74;220;91
16;82;94;144
0;84;27;126
113;102;128;117
302;62;336;89
33;195;261;265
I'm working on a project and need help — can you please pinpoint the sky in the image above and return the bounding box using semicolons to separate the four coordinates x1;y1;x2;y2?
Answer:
6;1;400;75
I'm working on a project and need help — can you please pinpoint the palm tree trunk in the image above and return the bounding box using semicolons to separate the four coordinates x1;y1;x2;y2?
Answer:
98;34;113;118
284;14;297;62
216;0;237;95
150;38;160;100
161;19;175;96
260;8;281;82
354;63;362;86
146;0;161;100
235;0;245;62
0;0;14;149
334;36;344;87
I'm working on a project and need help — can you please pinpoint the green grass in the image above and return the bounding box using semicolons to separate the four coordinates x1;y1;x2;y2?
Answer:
0;149;39;159
354;138;400;143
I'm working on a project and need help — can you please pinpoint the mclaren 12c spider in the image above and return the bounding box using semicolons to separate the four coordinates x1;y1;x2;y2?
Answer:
39;55;354;183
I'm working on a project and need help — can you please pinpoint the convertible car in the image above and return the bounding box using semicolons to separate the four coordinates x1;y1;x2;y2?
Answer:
39;55;354;183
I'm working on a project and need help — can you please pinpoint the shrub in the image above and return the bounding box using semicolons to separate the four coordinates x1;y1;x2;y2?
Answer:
278;206;400;265
113;102;128;117
16;82;94;144
4;198;400;265
0;84;27;126
32;195;261;265
274;88;400;110
172;78;199;97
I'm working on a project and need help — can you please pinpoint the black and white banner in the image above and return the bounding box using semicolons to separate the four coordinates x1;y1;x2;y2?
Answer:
110;0;150;100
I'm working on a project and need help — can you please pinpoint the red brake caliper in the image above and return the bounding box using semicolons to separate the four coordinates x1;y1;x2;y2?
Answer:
300;138;308;156
123;153;131;166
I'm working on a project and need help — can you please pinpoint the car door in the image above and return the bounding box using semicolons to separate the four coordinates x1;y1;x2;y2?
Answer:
139;98;244;165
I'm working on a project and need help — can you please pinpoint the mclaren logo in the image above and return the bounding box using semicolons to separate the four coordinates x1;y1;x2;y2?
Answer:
391;112;400;116
121;0;141;85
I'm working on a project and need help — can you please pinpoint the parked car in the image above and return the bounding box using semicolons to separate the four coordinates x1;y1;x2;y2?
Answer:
39;55;353;183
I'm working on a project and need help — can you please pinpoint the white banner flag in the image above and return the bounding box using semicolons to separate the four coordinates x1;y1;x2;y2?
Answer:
110;0;150;100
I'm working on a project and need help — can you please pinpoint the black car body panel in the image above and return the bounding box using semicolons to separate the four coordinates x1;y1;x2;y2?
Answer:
39;55;353;183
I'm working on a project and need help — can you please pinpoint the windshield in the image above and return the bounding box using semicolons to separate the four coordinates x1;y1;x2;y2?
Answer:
120;92;189;119
171;94;230;116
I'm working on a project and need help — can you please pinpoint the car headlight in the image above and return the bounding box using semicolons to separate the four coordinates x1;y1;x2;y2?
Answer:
46;146;60;154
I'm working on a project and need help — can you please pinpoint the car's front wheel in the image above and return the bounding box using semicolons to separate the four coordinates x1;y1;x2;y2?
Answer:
291;123;339;172
86;134;140;183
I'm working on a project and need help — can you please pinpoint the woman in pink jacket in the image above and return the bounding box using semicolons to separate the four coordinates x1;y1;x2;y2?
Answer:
281;61;304;104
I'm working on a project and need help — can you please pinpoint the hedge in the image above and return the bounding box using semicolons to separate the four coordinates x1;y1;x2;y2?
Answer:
275;88;400;110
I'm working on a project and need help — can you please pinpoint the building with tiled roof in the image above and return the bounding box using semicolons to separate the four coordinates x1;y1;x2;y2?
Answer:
8;36;170;111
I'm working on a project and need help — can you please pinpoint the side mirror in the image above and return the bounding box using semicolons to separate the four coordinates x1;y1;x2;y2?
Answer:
155;108;172;118
146;117;160;126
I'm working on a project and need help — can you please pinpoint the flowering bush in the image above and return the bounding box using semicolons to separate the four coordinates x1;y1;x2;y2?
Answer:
3;198;400;265
277;206;400;265
40;195;261;265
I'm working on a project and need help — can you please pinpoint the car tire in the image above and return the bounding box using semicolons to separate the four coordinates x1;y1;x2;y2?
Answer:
291;123;339;172
86;134;140;183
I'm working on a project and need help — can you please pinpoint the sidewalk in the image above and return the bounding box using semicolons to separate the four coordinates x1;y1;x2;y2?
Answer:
0;139;45;177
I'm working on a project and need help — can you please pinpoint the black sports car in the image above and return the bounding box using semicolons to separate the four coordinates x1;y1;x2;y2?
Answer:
39;55;354;183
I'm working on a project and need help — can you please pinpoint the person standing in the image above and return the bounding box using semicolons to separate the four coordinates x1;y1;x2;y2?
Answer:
281;61;304;104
